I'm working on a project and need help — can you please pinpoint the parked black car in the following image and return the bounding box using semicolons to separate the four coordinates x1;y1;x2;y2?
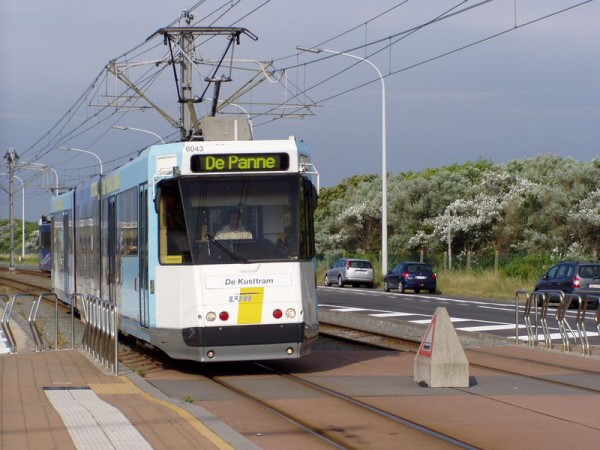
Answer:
384;262;437;294
534;261;600;306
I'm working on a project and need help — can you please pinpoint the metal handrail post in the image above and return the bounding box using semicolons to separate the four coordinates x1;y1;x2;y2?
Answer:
71;293;75;348
28;294;44;351
101;301;109;367
523;291;536;346
113;303;119;375
15;294;39;351
596;303;600;345
555;294;574;352
514;290;529;343
530;291;545;347
55;293;59;349
1;294;16;353
71;293;85;349
575;296;590;356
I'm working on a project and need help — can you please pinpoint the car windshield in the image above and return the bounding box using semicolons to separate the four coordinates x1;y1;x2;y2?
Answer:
406;264;432;274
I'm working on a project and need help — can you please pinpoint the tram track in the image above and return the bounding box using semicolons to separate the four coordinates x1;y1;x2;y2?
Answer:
117;336;478;449
2;268;600;447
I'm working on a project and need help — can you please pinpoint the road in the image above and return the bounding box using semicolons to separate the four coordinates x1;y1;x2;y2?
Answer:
317;286;600;345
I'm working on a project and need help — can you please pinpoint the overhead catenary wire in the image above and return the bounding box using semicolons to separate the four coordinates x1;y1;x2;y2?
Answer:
251;0;594;128
4;0;595;197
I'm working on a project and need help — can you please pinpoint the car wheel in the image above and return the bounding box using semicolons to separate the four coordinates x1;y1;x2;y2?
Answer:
337;275;344;287
429;288;436;294
400;281;406;293
324;274;331;286
384;281;390;292
414;289;421;294
367;282;373;289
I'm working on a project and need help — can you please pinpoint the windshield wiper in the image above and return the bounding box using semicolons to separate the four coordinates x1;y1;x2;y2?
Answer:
206;233;248;264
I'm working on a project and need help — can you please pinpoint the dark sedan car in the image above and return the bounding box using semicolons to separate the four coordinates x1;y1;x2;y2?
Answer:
384;262;437;294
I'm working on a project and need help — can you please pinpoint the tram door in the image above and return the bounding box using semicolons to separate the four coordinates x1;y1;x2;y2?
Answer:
62;210;72;298
138;184;150;327
106;196;118;302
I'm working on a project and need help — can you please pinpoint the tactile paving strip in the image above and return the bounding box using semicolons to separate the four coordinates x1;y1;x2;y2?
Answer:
44;387;153;449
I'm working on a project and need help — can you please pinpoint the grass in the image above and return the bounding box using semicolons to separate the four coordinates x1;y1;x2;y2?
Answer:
0;254;40;264
436;270;536;301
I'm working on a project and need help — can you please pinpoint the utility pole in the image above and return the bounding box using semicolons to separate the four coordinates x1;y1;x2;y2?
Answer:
4;147;18;273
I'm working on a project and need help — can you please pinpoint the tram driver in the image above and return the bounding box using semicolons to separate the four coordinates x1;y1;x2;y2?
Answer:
215;209;252;240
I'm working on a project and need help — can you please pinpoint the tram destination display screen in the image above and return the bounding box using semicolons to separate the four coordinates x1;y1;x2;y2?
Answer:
191;153;290;173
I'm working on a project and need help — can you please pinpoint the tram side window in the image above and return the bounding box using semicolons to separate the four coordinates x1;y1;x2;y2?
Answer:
118;187;138;256
51;213;64;272
158;182;191;264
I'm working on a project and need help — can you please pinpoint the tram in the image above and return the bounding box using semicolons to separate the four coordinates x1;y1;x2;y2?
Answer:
38;216;52;272
50;134;319;362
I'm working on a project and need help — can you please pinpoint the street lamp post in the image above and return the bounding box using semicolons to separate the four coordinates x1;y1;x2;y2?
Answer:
58;146;104;175
15;175;24;260
112;126;165;144
297;45;388;274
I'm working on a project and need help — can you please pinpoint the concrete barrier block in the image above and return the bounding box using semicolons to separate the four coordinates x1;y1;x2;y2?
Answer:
414;306;469;387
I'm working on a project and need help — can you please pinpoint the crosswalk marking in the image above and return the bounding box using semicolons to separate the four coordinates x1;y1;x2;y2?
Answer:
318;303;600;343
456;324;525;332
411;318;472;324
370;312;420;318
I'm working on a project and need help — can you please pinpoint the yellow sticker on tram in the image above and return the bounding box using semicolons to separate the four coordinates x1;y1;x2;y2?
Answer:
165;255;183;264
237;287;264;324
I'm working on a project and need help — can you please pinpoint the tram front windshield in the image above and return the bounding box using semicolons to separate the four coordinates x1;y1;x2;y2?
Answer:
158;175;315;265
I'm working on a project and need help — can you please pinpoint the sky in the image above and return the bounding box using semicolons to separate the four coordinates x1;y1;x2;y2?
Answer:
1;0;599;221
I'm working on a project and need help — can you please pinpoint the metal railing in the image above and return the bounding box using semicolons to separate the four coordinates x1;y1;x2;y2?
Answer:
1;293;16;353
1;290;119;375
516;289;600;356
1;293;43;353
81;295;119;375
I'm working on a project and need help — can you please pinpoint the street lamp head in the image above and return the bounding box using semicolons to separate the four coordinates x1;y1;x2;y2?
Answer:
57;146;104;175
296;45;322;54
112;125;127;130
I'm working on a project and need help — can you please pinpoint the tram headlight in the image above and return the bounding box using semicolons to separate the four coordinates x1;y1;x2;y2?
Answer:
206;312;216;322
285;308;296;319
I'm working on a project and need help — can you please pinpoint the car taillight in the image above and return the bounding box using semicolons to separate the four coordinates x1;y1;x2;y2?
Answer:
574;275;581;288
347;261;352;269
402;272;411;278
432;273;437;280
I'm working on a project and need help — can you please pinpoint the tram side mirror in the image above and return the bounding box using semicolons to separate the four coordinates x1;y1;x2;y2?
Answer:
303;178;318;209
154;186;162;214
312;183;318;209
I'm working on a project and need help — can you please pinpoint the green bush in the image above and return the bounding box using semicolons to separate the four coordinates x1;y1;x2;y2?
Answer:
500;253;557;280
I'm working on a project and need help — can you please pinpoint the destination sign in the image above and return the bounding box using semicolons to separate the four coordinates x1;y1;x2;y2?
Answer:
191;153;289;173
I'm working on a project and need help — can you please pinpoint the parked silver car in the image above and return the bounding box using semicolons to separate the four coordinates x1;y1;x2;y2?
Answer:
325;258;375;288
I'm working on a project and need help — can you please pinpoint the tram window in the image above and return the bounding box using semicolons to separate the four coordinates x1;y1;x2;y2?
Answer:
158;181;191;264
118;187;138;256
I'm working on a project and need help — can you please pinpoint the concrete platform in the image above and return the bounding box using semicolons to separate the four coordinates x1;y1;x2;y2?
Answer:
0;350;258;450
2;305;600;449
